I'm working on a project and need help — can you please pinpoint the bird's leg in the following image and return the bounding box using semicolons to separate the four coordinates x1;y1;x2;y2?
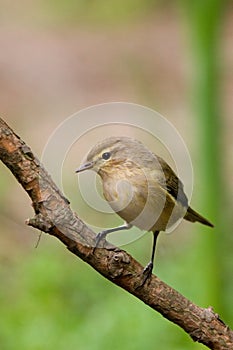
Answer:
93;222;132;252
141;230;160;286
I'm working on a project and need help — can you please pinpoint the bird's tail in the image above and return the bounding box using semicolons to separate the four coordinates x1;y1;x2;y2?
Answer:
184;207;214;227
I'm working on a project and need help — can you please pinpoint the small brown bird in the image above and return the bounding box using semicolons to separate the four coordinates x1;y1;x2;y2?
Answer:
76;136;213;284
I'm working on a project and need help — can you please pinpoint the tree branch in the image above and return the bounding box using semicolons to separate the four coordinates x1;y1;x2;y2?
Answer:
0;117;232;350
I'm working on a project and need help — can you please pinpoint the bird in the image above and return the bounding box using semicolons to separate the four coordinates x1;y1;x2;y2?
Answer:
76;136;213;285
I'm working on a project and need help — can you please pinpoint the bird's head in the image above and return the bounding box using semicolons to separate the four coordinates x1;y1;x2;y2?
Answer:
75;136;147;177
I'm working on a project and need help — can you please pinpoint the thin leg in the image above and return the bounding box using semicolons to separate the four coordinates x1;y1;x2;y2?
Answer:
93;222;132;252
141;230;160;285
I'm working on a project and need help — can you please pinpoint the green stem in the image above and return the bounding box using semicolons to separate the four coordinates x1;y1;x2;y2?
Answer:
184;0;225;311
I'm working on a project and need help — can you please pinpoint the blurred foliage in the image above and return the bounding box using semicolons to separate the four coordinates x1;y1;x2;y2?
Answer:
0;239;207;350
183;0;232;324
40;0;158;26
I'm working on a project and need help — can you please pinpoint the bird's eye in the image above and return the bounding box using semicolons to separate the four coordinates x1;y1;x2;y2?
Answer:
102;152;111;160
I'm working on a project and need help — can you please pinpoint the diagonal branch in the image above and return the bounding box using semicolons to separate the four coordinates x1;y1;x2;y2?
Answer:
0;117;232;350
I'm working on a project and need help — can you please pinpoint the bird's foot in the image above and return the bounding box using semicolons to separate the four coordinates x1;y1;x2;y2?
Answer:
92;230;108;254
136;262;154;288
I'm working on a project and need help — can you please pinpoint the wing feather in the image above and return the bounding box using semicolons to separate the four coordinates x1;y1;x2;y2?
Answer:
155;155;188;208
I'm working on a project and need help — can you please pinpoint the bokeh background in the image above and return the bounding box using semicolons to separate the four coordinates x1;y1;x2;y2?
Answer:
0;1;232;349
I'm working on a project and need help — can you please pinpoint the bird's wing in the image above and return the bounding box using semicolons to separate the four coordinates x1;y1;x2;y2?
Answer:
155;155;188;208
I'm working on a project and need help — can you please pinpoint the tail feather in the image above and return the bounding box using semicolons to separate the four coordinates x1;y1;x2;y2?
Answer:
184;207;214;228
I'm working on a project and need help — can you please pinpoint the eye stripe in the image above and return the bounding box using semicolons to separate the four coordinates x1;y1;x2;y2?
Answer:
102;152;111;160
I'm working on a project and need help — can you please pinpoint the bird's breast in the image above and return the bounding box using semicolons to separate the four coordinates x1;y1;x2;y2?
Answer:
101;168;160;228
100;165;186;232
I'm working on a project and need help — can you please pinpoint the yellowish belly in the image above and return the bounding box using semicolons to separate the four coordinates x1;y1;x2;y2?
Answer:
103;177;185;232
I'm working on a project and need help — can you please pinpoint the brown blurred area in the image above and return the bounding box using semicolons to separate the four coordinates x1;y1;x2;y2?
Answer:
0;3;232;256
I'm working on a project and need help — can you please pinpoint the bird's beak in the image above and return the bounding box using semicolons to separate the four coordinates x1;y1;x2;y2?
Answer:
75;161;94;173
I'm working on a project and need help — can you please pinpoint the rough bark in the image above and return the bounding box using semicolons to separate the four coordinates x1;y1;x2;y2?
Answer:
0;117;232;350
